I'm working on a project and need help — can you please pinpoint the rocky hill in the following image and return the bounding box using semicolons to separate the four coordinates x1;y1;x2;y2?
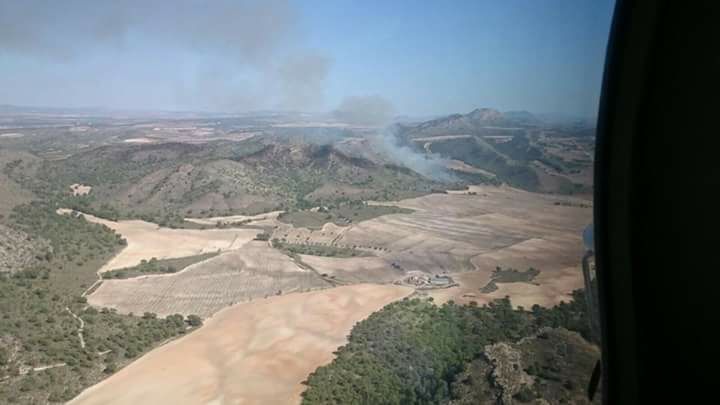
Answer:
393;108;594;194
397;108;534;139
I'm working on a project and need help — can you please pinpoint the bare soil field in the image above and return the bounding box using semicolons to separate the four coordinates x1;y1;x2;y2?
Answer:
70;284;413;405
411;134;473;142
299;254;403;284
184;210;283;226
79;184;590;316
89;242;328;317
70;183;92;195
122;137;156;144
57;209;258;273
282;185;592;308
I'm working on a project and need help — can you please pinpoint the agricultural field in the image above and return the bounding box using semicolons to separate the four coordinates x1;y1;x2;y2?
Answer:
88;242;330;317
57;209;258;273
101;252;220;279
82;184;591;320
69;284;413;405
268;185;592;308
1;106;596;404
277;202;413;229
0;201;204;403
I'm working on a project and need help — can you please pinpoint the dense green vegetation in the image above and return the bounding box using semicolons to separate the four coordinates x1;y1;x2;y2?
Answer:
272;240;371;258
449;327;600;404
278;202;413;229
101;252;219;279
426;136;541;191
0;202;202;404
481;266;541;293
4;140;441;226
9;203;126;278
301;289;596;404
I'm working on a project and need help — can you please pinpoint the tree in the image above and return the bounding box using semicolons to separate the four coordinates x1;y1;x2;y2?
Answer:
103;362;117;374
186;314;203;327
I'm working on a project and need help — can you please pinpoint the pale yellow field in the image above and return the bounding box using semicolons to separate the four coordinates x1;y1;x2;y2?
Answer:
283;185;592;308
68;184;591;404
69;284;413;405
69;183;92;196
299;254;403;284
72;184;591;315
184;210;284;226
57;209;259;273
89;242;328;317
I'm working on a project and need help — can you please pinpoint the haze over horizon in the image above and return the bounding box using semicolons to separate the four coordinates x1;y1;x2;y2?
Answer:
0;0;614;118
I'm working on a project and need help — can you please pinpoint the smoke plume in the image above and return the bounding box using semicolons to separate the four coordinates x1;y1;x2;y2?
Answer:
333;95;455;181
0;0;330;111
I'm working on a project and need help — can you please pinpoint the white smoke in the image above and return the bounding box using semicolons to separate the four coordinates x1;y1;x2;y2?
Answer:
333;95;455;182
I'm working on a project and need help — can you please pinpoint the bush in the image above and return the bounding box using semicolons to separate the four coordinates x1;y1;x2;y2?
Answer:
186;314;203;327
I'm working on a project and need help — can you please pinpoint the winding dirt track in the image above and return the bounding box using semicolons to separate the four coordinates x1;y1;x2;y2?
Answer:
69;284;412;405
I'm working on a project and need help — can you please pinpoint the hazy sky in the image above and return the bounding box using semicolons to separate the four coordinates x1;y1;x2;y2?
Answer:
0;0;615;117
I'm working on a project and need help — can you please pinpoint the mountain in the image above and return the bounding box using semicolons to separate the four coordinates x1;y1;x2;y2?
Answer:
392;108;594;195
503;110;542;126
5;139;440;224
396;108;539;139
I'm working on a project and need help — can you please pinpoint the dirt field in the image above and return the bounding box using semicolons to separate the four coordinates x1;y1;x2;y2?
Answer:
70;183;92;195
57;209;258;273
69;284;413;405
184;210;283;226
299;254;403;284
75;184;590;315
122;137;156;143
283;185;592;308
88;242;329;317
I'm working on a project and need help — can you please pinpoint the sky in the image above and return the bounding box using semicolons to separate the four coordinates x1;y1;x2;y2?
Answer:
0;0;615;117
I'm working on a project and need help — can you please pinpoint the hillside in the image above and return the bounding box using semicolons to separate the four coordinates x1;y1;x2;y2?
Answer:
450;328;600;404
394;109;594;194
397;108;524;139
0;224;51;273
301;288;600;404
4;139;443;224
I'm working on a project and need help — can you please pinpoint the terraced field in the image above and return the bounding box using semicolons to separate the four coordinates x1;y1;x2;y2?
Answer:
276;185;592;307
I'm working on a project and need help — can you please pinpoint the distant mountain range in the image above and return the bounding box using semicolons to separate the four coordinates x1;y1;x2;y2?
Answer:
397;108;520;138
395;107;595;139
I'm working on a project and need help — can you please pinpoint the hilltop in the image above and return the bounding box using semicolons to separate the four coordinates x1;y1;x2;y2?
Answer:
393;108;594;194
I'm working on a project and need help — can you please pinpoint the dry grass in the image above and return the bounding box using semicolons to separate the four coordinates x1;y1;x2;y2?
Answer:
57;209;258;273
184;210;283;226
80;184;590;315
70;183;92;196
88;242;328;317
276;185;592;308
70;284;413;405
